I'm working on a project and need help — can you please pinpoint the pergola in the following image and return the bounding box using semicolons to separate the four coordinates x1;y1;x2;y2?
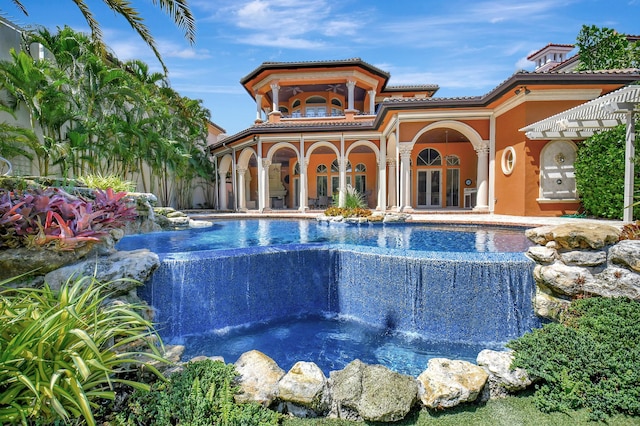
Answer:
520;84;640;222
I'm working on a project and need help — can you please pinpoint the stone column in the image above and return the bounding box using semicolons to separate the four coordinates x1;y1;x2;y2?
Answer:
237;168;247;210
387;158;396;209
299;159;309;212
338;158;347;207
270;82;280;112
255;94;263;123
218;170;227;210
377;134;387;211
261;159;271;211
368;89;376;114
399;145;413;211
346;80;356;111
474;143;490;211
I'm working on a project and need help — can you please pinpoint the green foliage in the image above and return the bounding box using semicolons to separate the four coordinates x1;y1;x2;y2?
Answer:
508;297;640;421
115;359;281;426
576;25;640;71
0;275;167;425
574;124;640;220
0;187;136;251
78;173;136;193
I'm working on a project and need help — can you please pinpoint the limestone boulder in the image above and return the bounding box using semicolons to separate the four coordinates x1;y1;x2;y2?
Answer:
526;223;620;249
278;361;329;417
234;350;285;406
417;358;488;409
526;246;557;263
609;240;640;272
587;267;640;299
476;350;533;399
534;262;594;297
0;244;94;281
533;286;570;320
559;249;607;267
43;249;160;294
328;359;418;423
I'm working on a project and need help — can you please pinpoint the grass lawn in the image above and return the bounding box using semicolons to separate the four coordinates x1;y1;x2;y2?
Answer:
282;392;639;425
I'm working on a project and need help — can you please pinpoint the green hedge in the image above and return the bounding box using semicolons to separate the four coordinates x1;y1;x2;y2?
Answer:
574;124;640;220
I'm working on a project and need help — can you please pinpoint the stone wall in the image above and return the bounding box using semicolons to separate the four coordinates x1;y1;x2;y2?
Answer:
525;222;639;320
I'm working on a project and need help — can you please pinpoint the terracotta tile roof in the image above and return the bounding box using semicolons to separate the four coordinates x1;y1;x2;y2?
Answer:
527;43;575;60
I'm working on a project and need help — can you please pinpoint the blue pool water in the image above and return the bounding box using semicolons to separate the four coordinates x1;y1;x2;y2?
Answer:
121;219;540;376
116;219;533;253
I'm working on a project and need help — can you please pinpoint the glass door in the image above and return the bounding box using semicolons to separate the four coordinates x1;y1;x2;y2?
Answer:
417;170;441;208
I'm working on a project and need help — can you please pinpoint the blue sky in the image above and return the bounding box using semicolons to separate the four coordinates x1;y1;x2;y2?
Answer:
4;0;640;135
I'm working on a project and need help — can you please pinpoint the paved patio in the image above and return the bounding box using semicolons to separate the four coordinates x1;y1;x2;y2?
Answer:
186;209;625;229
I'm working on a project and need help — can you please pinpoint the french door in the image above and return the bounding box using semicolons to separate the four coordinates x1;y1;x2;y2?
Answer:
417;170;441;208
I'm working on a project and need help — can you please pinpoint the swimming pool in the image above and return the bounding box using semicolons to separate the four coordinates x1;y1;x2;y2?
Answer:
121;219;540;376
116;219;533;253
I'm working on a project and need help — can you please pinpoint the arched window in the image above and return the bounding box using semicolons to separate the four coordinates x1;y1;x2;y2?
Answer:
331;159;352;172
417;148;442;166
316;163;327;197
279;106;289;115
331;98;343;116
446;155;460;166
306;96;327;117
355;163;366;194
292;99;301;117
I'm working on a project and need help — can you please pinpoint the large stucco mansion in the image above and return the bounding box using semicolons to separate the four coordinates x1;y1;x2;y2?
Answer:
210;45;640;216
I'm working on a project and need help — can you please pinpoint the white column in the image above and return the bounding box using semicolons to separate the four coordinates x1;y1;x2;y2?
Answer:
368;89;376;114
255;94;263;122
237;168;247;210
399;144;413;211
387;158;396;209
339;158;347;207
623;110;635;222
257;138;264;211
218;171;227;210
377;134;387;211
270;82;280;112
299;137;308;211
346;80;356;111
262;159;271;210
474;143;490;211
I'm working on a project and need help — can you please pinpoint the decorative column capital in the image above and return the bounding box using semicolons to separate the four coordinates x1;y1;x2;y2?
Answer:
346;79;356;89
386;157;397;167
270;81;280;91
475;142;490;155
399;144;413;158
237;167;247;175
262;159;272;168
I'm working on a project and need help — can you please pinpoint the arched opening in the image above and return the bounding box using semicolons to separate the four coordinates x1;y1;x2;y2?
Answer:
305;96;327;117
237;148;259;210
268;145;298;209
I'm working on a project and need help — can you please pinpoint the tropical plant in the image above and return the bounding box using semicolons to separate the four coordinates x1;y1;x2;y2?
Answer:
0;187;136;250
78;173;135;193
0;275;167;425
114;359;281;425
7;0;196;74
508;297;640;421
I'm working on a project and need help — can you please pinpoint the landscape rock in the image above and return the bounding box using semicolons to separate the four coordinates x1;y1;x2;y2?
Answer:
533;285;571;320
559;249;607;267
609;240;640;272
533;262;594;297
417;358;488;409
278;361;329;417
234;350;285;406
526;246;557;263
0;244;94;281
328;359;417;422
476;350;533;399
43;249;160;294
525;223;620;249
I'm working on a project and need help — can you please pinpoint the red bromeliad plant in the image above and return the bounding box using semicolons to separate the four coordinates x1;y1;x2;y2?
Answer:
0;187;136;251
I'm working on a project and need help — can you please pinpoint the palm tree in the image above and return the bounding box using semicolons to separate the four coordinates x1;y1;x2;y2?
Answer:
6;0;196;74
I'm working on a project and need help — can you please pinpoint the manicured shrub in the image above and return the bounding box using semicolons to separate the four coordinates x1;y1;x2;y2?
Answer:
574;124;640;220
115;359;281;426
0;276;166;425
508;297;640;420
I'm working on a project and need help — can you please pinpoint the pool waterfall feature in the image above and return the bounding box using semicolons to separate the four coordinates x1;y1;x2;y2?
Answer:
140;242;541;365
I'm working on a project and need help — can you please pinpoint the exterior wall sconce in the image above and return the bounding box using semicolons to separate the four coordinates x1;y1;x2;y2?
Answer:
514;86;531;95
